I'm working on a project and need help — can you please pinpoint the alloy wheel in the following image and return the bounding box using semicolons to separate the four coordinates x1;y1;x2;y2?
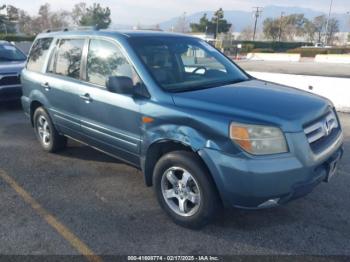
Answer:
161;167;201;217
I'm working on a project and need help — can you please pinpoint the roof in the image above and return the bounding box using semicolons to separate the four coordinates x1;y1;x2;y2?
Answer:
37;29;194;40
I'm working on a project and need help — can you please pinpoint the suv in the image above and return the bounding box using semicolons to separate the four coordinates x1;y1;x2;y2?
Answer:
0;41;27;103
21;30;343;228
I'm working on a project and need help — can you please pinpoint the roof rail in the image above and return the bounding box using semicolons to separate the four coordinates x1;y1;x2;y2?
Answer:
44;26;99;33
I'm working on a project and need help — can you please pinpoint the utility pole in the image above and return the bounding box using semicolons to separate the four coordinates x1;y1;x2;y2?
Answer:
324;0;334;45
278;12;285;42
347;11;350;43
252;7;263;41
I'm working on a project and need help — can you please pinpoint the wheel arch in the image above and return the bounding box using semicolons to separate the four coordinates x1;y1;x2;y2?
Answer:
142;139;219;193
30;100;43;126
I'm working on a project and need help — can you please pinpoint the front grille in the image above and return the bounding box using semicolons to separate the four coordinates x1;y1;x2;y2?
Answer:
0;75;21;86
304;110;340;152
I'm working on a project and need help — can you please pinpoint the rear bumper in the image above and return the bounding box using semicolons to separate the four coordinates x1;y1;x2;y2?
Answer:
0;85;22;102
199;133;344;209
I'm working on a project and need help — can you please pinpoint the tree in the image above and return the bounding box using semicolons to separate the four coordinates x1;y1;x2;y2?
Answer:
190;9;232;38
174;12;189;33
304;20;317;42
313;15;327;43
212;8;231;39
263;14;308;41
15;3;72;35
72;2;87;25
38;3;51;30
238;26;254;40
190;13;211;33
79;3;111;29
0;5;17;34
153;24;161;31
326;18;339;45
283;14;308;40
263;18;280;41
18;10;33;35
50;11;70;29
6;5;19;21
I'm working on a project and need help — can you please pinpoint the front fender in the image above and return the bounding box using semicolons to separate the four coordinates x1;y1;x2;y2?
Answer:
141;124;221;156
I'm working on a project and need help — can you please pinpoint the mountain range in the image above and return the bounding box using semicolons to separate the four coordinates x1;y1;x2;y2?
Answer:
112;5;350;32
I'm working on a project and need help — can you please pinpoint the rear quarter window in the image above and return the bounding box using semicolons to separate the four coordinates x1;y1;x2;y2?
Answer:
27;38;53;73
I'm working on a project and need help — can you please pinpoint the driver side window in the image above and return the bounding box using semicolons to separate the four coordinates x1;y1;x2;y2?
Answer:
86;39;140;88
180;45;226;74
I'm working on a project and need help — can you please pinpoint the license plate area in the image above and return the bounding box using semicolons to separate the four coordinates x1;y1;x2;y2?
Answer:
325;154;341;182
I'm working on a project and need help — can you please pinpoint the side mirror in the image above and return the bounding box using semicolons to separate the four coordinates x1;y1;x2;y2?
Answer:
134;83;151;99
106;76;133;95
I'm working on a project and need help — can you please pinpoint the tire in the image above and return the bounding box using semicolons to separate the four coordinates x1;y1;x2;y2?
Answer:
153;150;221;229
33;107;67;153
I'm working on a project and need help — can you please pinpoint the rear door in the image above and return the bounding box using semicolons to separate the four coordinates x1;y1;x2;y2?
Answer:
78;38;142;166
22;37;54;112
43;37;87;138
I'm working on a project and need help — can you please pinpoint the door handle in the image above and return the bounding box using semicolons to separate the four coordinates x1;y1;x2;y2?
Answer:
41;82;51;91
80;93;93;103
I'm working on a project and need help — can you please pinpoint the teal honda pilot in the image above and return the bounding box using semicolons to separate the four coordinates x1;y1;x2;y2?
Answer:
21;29;344;228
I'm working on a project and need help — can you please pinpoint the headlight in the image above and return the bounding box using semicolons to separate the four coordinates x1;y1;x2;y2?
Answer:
230;123;288;155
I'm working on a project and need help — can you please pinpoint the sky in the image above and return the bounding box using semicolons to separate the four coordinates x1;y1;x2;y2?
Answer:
3;0;350;25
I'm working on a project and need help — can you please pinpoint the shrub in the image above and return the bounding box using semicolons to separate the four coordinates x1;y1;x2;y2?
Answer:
327;48;350;55
251;48;274;53
287;47;350;57
0;34;36;42
233;41;312;53
240;43;255;53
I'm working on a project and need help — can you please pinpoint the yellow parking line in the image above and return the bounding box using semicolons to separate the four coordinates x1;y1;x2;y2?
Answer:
0;170;102;262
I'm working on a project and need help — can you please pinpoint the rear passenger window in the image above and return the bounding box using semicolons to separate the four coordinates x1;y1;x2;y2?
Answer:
54;39;85;79
27;38;53;73
87;39;137;87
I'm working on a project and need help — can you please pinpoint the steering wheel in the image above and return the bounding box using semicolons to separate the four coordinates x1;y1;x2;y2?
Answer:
191;66;207;74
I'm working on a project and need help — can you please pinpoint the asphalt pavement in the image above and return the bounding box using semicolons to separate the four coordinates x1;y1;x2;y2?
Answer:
0;103;349;257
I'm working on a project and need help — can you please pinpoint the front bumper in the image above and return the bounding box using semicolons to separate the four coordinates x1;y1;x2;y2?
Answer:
199;132;344;209
0;85;22;102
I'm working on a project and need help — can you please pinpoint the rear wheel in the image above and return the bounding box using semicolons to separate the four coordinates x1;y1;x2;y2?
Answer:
153;151;220;229
33;107;67;152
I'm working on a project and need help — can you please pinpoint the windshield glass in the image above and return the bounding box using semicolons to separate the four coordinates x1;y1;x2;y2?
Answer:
0;44;27;62
128;36;249;92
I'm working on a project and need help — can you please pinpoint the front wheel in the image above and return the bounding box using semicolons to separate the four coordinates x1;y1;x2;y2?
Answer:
153;151;221;229
33;107;67;153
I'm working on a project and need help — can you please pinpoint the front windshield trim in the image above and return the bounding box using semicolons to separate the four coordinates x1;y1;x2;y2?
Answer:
128;36;250;93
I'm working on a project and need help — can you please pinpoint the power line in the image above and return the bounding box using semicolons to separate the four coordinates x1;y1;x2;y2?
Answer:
252;7;263;41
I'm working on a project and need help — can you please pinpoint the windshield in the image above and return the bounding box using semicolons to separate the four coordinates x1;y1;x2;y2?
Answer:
128;36;249;92
0;44;27;62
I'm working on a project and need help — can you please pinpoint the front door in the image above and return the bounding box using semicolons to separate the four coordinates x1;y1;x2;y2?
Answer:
78;38;142;166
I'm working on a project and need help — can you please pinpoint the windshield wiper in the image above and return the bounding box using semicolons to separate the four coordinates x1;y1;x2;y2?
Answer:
173;78;249;93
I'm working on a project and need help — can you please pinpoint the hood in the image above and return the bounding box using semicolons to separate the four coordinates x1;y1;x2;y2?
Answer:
172;79;331;132
0;61;26;75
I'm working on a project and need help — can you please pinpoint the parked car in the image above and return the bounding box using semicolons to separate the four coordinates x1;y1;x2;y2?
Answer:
21;29;343;228
0;41;27;103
